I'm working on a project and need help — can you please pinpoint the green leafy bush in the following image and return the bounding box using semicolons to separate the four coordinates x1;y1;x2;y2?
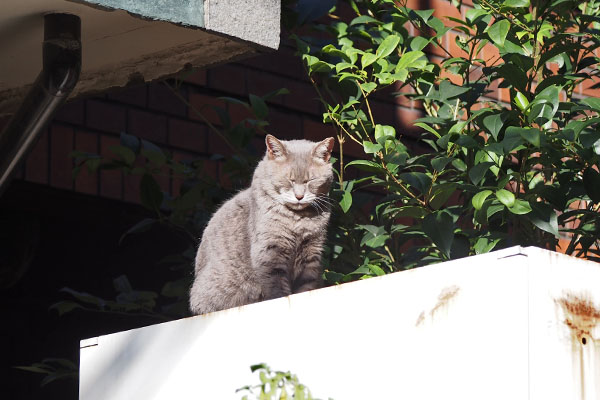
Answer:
237;363;331;400
295;0;600;283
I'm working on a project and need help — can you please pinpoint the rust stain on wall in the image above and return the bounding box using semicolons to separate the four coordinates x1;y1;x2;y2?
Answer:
555;292;600;400
416;285;460;326
556;293;600;342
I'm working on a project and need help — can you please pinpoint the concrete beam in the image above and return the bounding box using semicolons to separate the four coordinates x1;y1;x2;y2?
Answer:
0;0;280;116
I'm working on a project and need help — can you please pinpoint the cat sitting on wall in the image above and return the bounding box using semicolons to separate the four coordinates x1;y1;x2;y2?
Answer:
189;134;335;315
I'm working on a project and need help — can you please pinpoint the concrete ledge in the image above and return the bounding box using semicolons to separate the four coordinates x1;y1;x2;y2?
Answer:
79;247;600;399
0;0;280;116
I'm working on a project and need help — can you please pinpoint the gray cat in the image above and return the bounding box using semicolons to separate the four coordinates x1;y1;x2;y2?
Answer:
189;134;335;315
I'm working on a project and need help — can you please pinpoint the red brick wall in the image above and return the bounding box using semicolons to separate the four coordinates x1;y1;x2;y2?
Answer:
5;0;600;207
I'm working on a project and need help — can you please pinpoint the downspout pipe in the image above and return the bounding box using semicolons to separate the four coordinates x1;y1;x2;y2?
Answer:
0;13;81;195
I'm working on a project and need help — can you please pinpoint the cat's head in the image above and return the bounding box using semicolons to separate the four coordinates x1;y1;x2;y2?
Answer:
256;134;335;211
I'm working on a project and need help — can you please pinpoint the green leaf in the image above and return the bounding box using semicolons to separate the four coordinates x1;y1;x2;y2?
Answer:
469;162;494;185
508;199;532;214
374;124;395;142
431;156;453;171
340;190;352;213
415;122;441;138
582;97;600;112
393;206;429;218
363;141;382;154
503;0;530;7
495;189;515;207
487;19;510;47
361;82;377;94
472;190;493;210
514;91;529;111
346;159;384;173
518;127;541;147
396;51;426;71
528;85;560;125
503;127;526;152
249;94;268;119
428;183;458;210
367;264;386;276
482;113;504;140
528;202;559;237
376;35;401;59
583;168;600;203
140;174;163;211
141;148;166;167
422;211;454;258
361;53;378;68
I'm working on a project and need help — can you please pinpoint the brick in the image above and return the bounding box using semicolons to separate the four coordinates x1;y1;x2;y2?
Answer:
25;129;49;185
128;109;168;143
182;68;207;87
208;64;247;96
54;99;85;126
168;118;208;153
432;0;466;28
282;80;321;115
267;108;302;139
579;77;600;98
107;85;148;107
240;46;306;79
246;70;286;104
188;92;225;126
74;130;99;195
50;125;74;190
99;135;123;200
395;106;425;137
123;172;142;204
148;82;187;117
229;103;252;126
86;100;126;134
207;129;233;155
371;101;396;126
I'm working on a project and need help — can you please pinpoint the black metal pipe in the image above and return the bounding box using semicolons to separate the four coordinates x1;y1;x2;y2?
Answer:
0;13;81;194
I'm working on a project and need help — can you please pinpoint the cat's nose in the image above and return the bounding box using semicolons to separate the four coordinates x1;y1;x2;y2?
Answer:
295;193;304;200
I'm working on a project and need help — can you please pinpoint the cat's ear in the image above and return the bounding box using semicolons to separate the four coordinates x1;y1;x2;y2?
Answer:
313;137;335;162
266;135;287;160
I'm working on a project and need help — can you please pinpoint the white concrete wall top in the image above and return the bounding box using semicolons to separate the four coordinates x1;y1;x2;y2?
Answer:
0;0;280;116
79;247;600;400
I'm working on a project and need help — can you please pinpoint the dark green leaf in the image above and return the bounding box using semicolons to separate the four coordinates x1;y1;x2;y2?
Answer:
469;162;494;185
249;94;268;119
583;168;600;203
422;211;455;258
528;202;559;237
482;113;504;140
428;183;458;210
